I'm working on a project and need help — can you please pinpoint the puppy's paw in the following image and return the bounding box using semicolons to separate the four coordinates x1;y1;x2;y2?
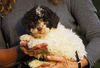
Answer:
20;34;34;41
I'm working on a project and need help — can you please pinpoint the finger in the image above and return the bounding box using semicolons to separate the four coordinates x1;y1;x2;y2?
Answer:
47;56;66;62
52;63;65;68
38;66;52;68
30;46;47;52
27;52;35;56
35;43;48;48
38;67;52;68
20;41;28;47
21;47;28;54
27;50;40;56
30;43;48;52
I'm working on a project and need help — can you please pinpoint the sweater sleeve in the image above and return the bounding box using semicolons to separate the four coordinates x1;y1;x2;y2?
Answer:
0;17;6;48
70;0;100;67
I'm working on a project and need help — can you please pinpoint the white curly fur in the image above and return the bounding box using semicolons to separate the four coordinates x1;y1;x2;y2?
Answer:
20;23;87;68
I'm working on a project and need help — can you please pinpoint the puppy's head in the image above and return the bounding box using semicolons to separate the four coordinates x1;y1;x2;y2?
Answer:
22;5;59;37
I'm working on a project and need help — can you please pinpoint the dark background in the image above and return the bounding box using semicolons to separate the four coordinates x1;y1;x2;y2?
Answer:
93;0;100;18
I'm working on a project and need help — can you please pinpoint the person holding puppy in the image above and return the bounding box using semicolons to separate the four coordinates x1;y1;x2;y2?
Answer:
0;0;100;68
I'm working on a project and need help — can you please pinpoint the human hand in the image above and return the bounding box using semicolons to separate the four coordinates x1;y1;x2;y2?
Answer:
38;55;88;68
20;40;48;56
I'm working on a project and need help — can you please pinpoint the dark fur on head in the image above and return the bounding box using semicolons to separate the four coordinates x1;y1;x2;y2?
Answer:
22;5;59;31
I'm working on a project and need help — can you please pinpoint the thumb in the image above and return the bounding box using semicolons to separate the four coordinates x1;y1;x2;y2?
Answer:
47;56;66;62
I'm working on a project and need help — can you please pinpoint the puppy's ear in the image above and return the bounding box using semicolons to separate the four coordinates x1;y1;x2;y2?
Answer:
51;12;59;28
21;13;32;31
21;6;37;30
40;5;59;28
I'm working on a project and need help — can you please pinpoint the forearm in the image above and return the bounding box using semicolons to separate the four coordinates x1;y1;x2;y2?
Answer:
0;41;45;67
0;46;18;67
70;0;100;67
86;37;100;67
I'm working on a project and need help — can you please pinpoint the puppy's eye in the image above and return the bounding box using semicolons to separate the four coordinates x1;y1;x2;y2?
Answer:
31;22;35;28
44;22;49;25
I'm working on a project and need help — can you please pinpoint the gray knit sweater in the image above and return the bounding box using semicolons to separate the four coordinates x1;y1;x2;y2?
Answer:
0;0;100;67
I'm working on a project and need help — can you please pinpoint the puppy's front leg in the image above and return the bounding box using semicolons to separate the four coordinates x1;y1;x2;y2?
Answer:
20;34;34;41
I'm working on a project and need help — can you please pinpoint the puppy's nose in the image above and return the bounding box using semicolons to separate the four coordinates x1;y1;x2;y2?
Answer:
37;27;42;31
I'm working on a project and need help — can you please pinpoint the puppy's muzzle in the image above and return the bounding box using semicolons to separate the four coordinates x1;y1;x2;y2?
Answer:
37;27;42;31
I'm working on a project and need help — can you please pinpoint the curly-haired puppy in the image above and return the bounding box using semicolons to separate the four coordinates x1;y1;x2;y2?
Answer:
20;5;87;68
21;5;59;38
